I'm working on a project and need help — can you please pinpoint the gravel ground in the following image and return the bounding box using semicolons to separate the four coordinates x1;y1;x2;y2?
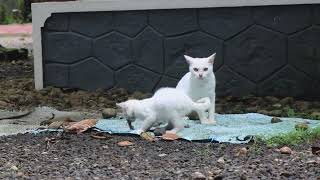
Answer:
0;58;320;179
0;131;319;179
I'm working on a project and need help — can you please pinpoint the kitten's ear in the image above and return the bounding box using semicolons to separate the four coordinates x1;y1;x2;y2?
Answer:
184;55;194;65
208;53;216;64
116;102;125;109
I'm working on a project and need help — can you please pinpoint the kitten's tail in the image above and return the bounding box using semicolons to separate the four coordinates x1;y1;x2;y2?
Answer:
192;97;211;111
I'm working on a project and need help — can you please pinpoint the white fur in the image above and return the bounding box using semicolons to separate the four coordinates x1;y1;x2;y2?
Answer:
176;53;216;124
117;87;211;134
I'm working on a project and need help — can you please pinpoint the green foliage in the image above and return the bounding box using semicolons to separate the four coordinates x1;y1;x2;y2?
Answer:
283;107;296;117
263;126;320;147
0;0;25;24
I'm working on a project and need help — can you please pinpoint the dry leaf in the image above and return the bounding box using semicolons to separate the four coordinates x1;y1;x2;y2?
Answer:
235;147;248;156
91;135;107;139
140;132;155;142
162;132;179;141
64;119;98;134
48;118;77;129
117;141;134;147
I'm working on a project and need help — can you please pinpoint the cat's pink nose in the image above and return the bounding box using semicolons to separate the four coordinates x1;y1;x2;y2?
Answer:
199;74;203;78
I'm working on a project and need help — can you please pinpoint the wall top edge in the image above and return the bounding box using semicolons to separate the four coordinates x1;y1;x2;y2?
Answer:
32;0;320;13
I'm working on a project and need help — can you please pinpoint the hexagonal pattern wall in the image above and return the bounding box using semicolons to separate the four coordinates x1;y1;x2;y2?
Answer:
42;5;320;98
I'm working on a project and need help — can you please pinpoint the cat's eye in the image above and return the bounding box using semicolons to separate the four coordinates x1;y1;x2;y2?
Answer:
203;68;208;71
193;68;199;72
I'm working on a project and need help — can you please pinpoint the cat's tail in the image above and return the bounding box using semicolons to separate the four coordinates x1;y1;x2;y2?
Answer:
192;97;211;111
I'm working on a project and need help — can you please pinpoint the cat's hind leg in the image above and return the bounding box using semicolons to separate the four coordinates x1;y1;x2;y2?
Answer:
166;114;184;134
134;115;157;135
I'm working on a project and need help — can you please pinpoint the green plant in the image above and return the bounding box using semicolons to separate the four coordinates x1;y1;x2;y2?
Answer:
284;107;296;117
263;126;320;147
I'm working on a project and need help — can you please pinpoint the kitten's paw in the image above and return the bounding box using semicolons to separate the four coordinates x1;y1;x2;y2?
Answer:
131;129;144;135
203;119;216;125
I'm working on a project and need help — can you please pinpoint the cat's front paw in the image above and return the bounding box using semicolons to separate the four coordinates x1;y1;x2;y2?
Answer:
203;119;216;125
131;129;144;135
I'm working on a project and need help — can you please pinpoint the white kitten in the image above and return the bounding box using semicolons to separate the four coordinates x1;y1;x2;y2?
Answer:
176;53;216;124
116;87;211;134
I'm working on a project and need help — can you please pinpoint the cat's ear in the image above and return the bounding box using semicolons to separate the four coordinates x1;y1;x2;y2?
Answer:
116;102;125;109
208;53;216;64
184;55;194;65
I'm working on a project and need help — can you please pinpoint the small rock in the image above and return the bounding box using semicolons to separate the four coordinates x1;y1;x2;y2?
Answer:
265;96;279;103
257;110;269;115
272;103;282;108
268;110;282;117
10;165;18;171
294;101;310;111
192;172;206;180
258;110;282;116
279;146;292;154
102;108;117;119
217;157;225;164
0;100;8;107
311;112;320;118
271;117;283;123
158;153;167;157
280;97;294;105
295;123;309;130
245;106;258;112
131;91;146;100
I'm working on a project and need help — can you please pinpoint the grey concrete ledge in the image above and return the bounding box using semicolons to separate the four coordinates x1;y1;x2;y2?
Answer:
32;0;320;90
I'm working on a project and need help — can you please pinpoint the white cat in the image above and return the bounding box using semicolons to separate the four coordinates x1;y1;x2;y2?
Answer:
176;53;216;124
116;87;211;135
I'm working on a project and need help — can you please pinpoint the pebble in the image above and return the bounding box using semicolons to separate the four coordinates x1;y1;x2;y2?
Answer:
294;101;310;111
217;157;225;164
102;108;117;119
271;117;282;123
10;165;18;171
280;97;294;105
272;103;282;108
311;112;320;118
192;172;206;180
265;96;279;103
279;146;292;154
0;100;8;107
158;153;167;157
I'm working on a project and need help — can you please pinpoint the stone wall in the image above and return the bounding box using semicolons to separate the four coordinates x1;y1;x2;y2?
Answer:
42;4;320;97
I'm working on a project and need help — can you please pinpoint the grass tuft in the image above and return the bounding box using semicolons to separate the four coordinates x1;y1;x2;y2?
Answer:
261;126;320;147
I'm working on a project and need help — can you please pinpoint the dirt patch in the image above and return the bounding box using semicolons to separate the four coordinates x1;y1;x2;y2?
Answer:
0;131;319;179
1;60;320;120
